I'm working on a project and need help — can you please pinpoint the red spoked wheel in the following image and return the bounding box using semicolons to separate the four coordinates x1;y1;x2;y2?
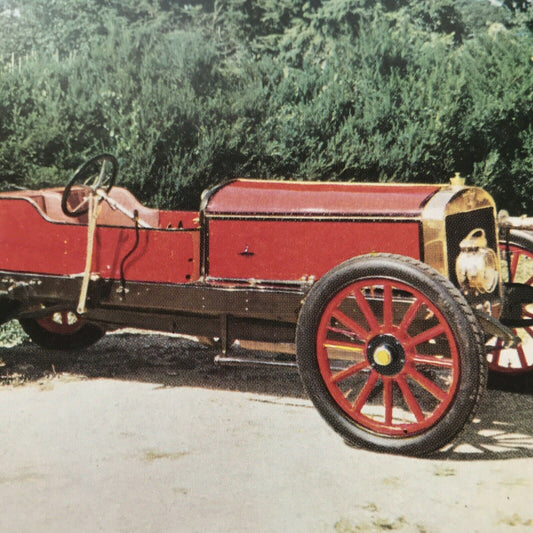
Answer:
488;232;533;374
36;311;84;335
19;311;104;351
316;279;460;437
296;254;486;456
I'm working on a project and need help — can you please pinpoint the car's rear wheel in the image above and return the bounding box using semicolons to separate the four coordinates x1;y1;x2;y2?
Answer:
296;254;487;456
19;311;104;350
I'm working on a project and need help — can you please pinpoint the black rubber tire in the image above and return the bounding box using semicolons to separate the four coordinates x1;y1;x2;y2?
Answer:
0;298;20;326
19;316;105;351
295;253;487;456
61;153;118;217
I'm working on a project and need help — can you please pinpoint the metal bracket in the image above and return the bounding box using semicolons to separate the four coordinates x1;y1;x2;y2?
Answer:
474;309;520;348
500;282;533;328
220;314;229;355
239;245;255;257
7;281;34;302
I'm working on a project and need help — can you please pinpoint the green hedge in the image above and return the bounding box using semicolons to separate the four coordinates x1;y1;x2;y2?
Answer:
1;0;532;212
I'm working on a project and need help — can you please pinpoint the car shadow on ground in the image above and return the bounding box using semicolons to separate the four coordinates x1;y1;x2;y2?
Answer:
0;332;308;398
1;331;533;461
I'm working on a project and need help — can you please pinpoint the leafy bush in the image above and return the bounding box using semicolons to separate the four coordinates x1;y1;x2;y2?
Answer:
0;0;532;212
0;321;27;348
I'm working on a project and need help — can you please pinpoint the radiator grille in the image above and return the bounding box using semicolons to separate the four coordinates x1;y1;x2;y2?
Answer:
445;207;498;289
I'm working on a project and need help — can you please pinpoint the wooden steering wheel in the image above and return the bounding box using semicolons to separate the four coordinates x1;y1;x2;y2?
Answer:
61;154;118;217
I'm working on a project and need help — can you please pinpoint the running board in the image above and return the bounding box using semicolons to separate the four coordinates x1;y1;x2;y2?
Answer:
214;354;298;369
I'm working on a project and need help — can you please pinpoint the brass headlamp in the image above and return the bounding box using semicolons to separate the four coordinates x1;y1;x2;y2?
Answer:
455;228;498;294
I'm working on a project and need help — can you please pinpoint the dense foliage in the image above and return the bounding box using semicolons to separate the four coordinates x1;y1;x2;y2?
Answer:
0;0;532;211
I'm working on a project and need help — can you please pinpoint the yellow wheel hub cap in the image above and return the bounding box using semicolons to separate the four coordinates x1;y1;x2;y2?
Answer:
373;346;392;366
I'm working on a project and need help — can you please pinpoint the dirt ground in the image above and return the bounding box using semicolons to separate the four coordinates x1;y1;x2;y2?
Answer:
1;331;533;532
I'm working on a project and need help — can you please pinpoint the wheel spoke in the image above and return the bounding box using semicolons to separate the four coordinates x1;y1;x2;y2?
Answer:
95;161;108;188
331;360;370;384
510;250;520;280
491;337;503;367
405;324;446;350
324;340;364;354
383;282;393;328
327;324;359;339
83;174;98;186
399;297;422;333
353;288;379;332
383;378;393;425
517;344;529;370
70;195;90;214
396;375;425;423
411;354;454;368
331;309;370;341
405;367;447;402
351;371;379;414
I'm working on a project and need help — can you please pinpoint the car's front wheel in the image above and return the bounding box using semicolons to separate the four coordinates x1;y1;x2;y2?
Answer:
296;254;487;456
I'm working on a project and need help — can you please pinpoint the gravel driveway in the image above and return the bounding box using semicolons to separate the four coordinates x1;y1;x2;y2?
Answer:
1;331;533;532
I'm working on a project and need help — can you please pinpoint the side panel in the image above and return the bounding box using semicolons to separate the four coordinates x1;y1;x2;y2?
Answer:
0;199;200;284
207;219;422;281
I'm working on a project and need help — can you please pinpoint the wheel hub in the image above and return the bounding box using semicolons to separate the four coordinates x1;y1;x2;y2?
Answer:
366;334;405;376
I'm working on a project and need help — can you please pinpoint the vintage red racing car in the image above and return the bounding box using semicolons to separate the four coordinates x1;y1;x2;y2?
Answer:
1;153;533;456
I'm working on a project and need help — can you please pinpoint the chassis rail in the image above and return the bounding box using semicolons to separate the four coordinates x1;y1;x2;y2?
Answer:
0;272;305;349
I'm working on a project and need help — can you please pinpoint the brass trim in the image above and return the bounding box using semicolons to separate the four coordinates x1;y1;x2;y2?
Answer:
421;186;498;277
220;178;444;188
204;213;419;222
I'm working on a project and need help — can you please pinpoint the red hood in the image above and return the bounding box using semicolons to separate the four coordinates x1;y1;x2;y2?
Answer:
204;179;441;218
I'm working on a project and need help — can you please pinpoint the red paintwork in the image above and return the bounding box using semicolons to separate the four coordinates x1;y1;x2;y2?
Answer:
205;180;433;281
0;197;200;284
205;179;440;217
208;219;421;280
0;180;432;285
159;210;199;230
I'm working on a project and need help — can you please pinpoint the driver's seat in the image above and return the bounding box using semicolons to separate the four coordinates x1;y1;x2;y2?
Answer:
42;189;88;224
96;188;159;228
